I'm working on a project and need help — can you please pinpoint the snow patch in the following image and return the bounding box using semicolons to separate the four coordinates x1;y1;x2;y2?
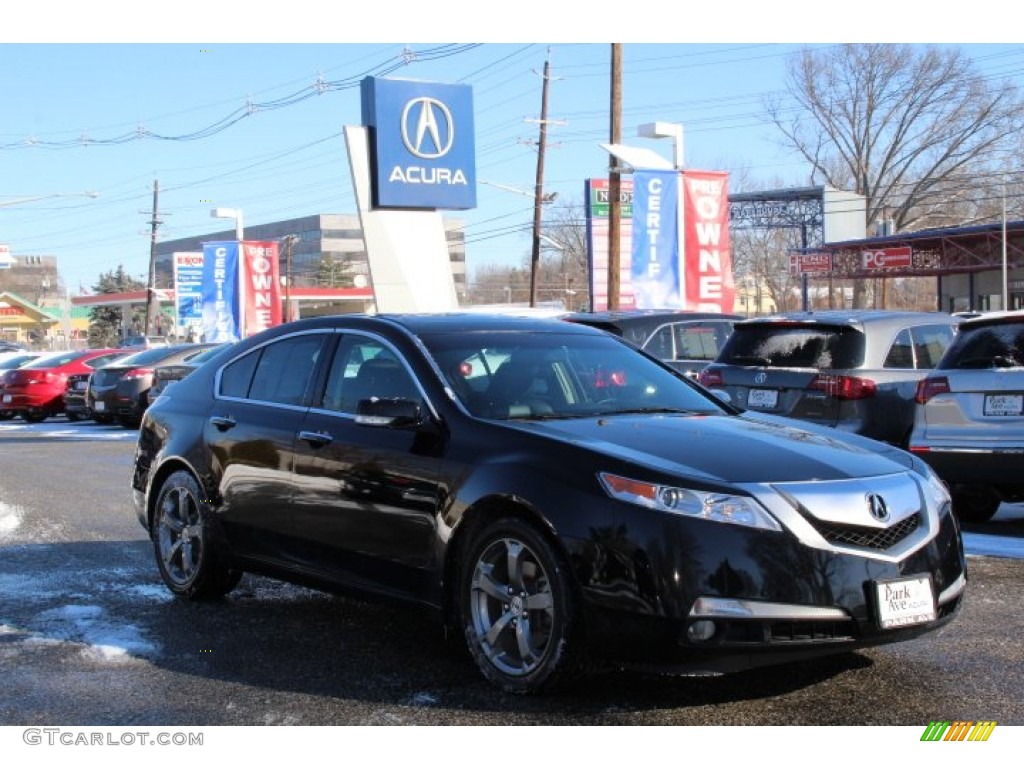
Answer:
0;501;23;538
37;603;157;660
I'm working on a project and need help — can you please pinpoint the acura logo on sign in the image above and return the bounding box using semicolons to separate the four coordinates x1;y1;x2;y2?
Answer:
401;97;454;159
867;493;890;522
754;372;768;384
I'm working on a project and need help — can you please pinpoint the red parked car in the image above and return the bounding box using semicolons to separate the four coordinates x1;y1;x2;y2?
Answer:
0;348;125;423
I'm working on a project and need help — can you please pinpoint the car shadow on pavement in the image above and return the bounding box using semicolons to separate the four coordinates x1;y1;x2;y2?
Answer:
0;539;873;722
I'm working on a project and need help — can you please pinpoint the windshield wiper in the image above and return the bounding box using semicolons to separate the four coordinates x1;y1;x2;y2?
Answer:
592;407;703;416
954;355;1021;369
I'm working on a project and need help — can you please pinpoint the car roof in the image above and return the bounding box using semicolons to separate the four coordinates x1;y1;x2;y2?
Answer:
734;309;958;329
264;312;607;337
955;309;1024;329
564;309;742;323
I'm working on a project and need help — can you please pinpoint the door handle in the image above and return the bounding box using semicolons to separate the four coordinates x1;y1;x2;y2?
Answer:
299;430;333;447
210;415;236;431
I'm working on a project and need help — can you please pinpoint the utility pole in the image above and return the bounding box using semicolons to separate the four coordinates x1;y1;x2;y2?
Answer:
281;234;300;322
528;49;554;309
607;43;623;310
143;180;163;337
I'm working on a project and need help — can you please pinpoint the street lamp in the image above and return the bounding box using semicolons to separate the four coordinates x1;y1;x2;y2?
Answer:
479;180;557;203
637;122;684;170
211;207;244;241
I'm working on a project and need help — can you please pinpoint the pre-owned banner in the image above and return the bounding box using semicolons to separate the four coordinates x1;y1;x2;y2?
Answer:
201;241;241;343
240;241;282;337
682;171;735;312
631;169;682;309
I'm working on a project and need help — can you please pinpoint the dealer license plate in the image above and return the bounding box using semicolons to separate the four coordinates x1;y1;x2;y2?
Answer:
94;401;105;412
747;388;778;409
983;394;1023;417
875;576;936;629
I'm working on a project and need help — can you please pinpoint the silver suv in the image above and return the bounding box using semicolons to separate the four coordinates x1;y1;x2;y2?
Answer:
699;310;959;446
909;310;1024;522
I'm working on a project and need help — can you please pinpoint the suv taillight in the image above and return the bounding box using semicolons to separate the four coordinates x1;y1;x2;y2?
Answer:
808;374;877;400
122;367;155;380
698;369;724;387
915;376;950;404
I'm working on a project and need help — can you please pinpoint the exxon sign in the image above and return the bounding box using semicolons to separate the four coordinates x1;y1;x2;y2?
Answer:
361;77;477;210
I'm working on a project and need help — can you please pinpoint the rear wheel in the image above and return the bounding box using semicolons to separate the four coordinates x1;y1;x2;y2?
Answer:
952;488;1001;523
65;412;82;423
22;409;47;423
0;410;15;421
152;470;242;599
458;516;582;694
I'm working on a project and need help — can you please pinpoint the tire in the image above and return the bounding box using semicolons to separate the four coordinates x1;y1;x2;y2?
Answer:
93;413;113;425
65;412;82;423
151;470;242;600
21;410;47;423
952;489;1001;524
459;516;582;694
0;410;15;421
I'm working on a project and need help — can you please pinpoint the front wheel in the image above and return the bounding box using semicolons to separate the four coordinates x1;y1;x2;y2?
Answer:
459;516;582;694
152;470;241;599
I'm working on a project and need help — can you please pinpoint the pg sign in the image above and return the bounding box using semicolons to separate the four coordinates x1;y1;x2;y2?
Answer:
862;246;912;270
361;77;477;210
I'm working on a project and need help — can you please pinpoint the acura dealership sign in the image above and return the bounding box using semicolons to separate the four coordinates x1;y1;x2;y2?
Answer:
361;77;477;210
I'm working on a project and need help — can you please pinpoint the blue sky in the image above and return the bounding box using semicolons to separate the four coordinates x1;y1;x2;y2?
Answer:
1;4;1018;294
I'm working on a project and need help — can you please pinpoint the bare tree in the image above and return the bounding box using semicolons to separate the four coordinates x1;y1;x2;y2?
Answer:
769;44;1024;305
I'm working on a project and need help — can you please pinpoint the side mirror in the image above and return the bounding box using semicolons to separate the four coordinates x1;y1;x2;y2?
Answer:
354;397;422;428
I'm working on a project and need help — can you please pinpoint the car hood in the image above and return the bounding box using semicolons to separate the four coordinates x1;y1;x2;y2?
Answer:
501;411;913;484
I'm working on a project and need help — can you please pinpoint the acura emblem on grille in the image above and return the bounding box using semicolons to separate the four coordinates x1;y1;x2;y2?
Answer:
866;493;890;522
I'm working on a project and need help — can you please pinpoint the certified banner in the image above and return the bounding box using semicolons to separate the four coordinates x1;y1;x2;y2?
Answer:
682;171;735;312
239;241;282;337
201;241;241;343
631;169;682;309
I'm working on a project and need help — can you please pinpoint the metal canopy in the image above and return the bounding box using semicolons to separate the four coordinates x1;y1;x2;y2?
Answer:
811;220;1024;279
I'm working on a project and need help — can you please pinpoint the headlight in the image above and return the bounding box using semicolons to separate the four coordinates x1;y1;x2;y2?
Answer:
599;472;782;532
911;456;952;517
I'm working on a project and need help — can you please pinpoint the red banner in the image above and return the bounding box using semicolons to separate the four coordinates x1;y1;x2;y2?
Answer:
682;171;735;312
240;241;282;336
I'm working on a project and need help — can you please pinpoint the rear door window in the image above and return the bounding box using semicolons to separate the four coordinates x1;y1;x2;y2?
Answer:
718;324;864;369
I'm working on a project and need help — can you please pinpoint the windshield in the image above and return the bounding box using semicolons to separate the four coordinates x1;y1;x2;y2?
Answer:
421;330;726;420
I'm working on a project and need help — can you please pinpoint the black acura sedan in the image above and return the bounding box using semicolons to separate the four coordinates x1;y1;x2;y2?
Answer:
132;313;966;693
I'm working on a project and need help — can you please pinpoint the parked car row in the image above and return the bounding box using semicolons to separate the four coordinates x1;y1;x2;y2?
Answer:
568;307;1024;524
0;343;223;426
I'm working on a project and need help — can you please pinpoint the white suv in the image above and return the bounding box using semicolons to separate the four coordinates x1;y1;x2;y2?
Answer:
909;310;1024;522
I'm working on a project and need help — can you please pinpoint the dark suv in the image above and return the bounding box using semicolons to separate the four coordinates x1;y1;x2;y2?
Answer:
699;310;960;446
563;310;741;379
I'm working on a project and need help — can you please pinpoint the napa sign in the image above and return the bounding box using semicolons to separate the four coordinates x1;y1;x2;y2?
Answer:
361;77;477;210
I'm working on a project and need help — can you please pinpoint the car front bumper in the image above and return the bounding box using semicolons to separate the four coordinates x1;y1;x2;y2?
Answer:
568;496;965;672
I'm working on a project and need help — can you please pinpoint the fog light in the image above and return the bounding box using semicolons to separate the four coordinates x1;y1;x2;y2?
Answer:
687;620;716;643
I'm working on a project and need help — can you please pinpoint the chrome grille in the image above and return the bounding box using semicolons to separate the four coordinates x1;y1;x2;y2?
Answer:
811;513;922;550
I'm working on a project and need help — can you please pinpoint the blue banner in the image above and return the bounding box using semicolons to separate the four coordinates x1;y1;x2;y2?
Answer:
631;169;681;309
201;241;241;343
